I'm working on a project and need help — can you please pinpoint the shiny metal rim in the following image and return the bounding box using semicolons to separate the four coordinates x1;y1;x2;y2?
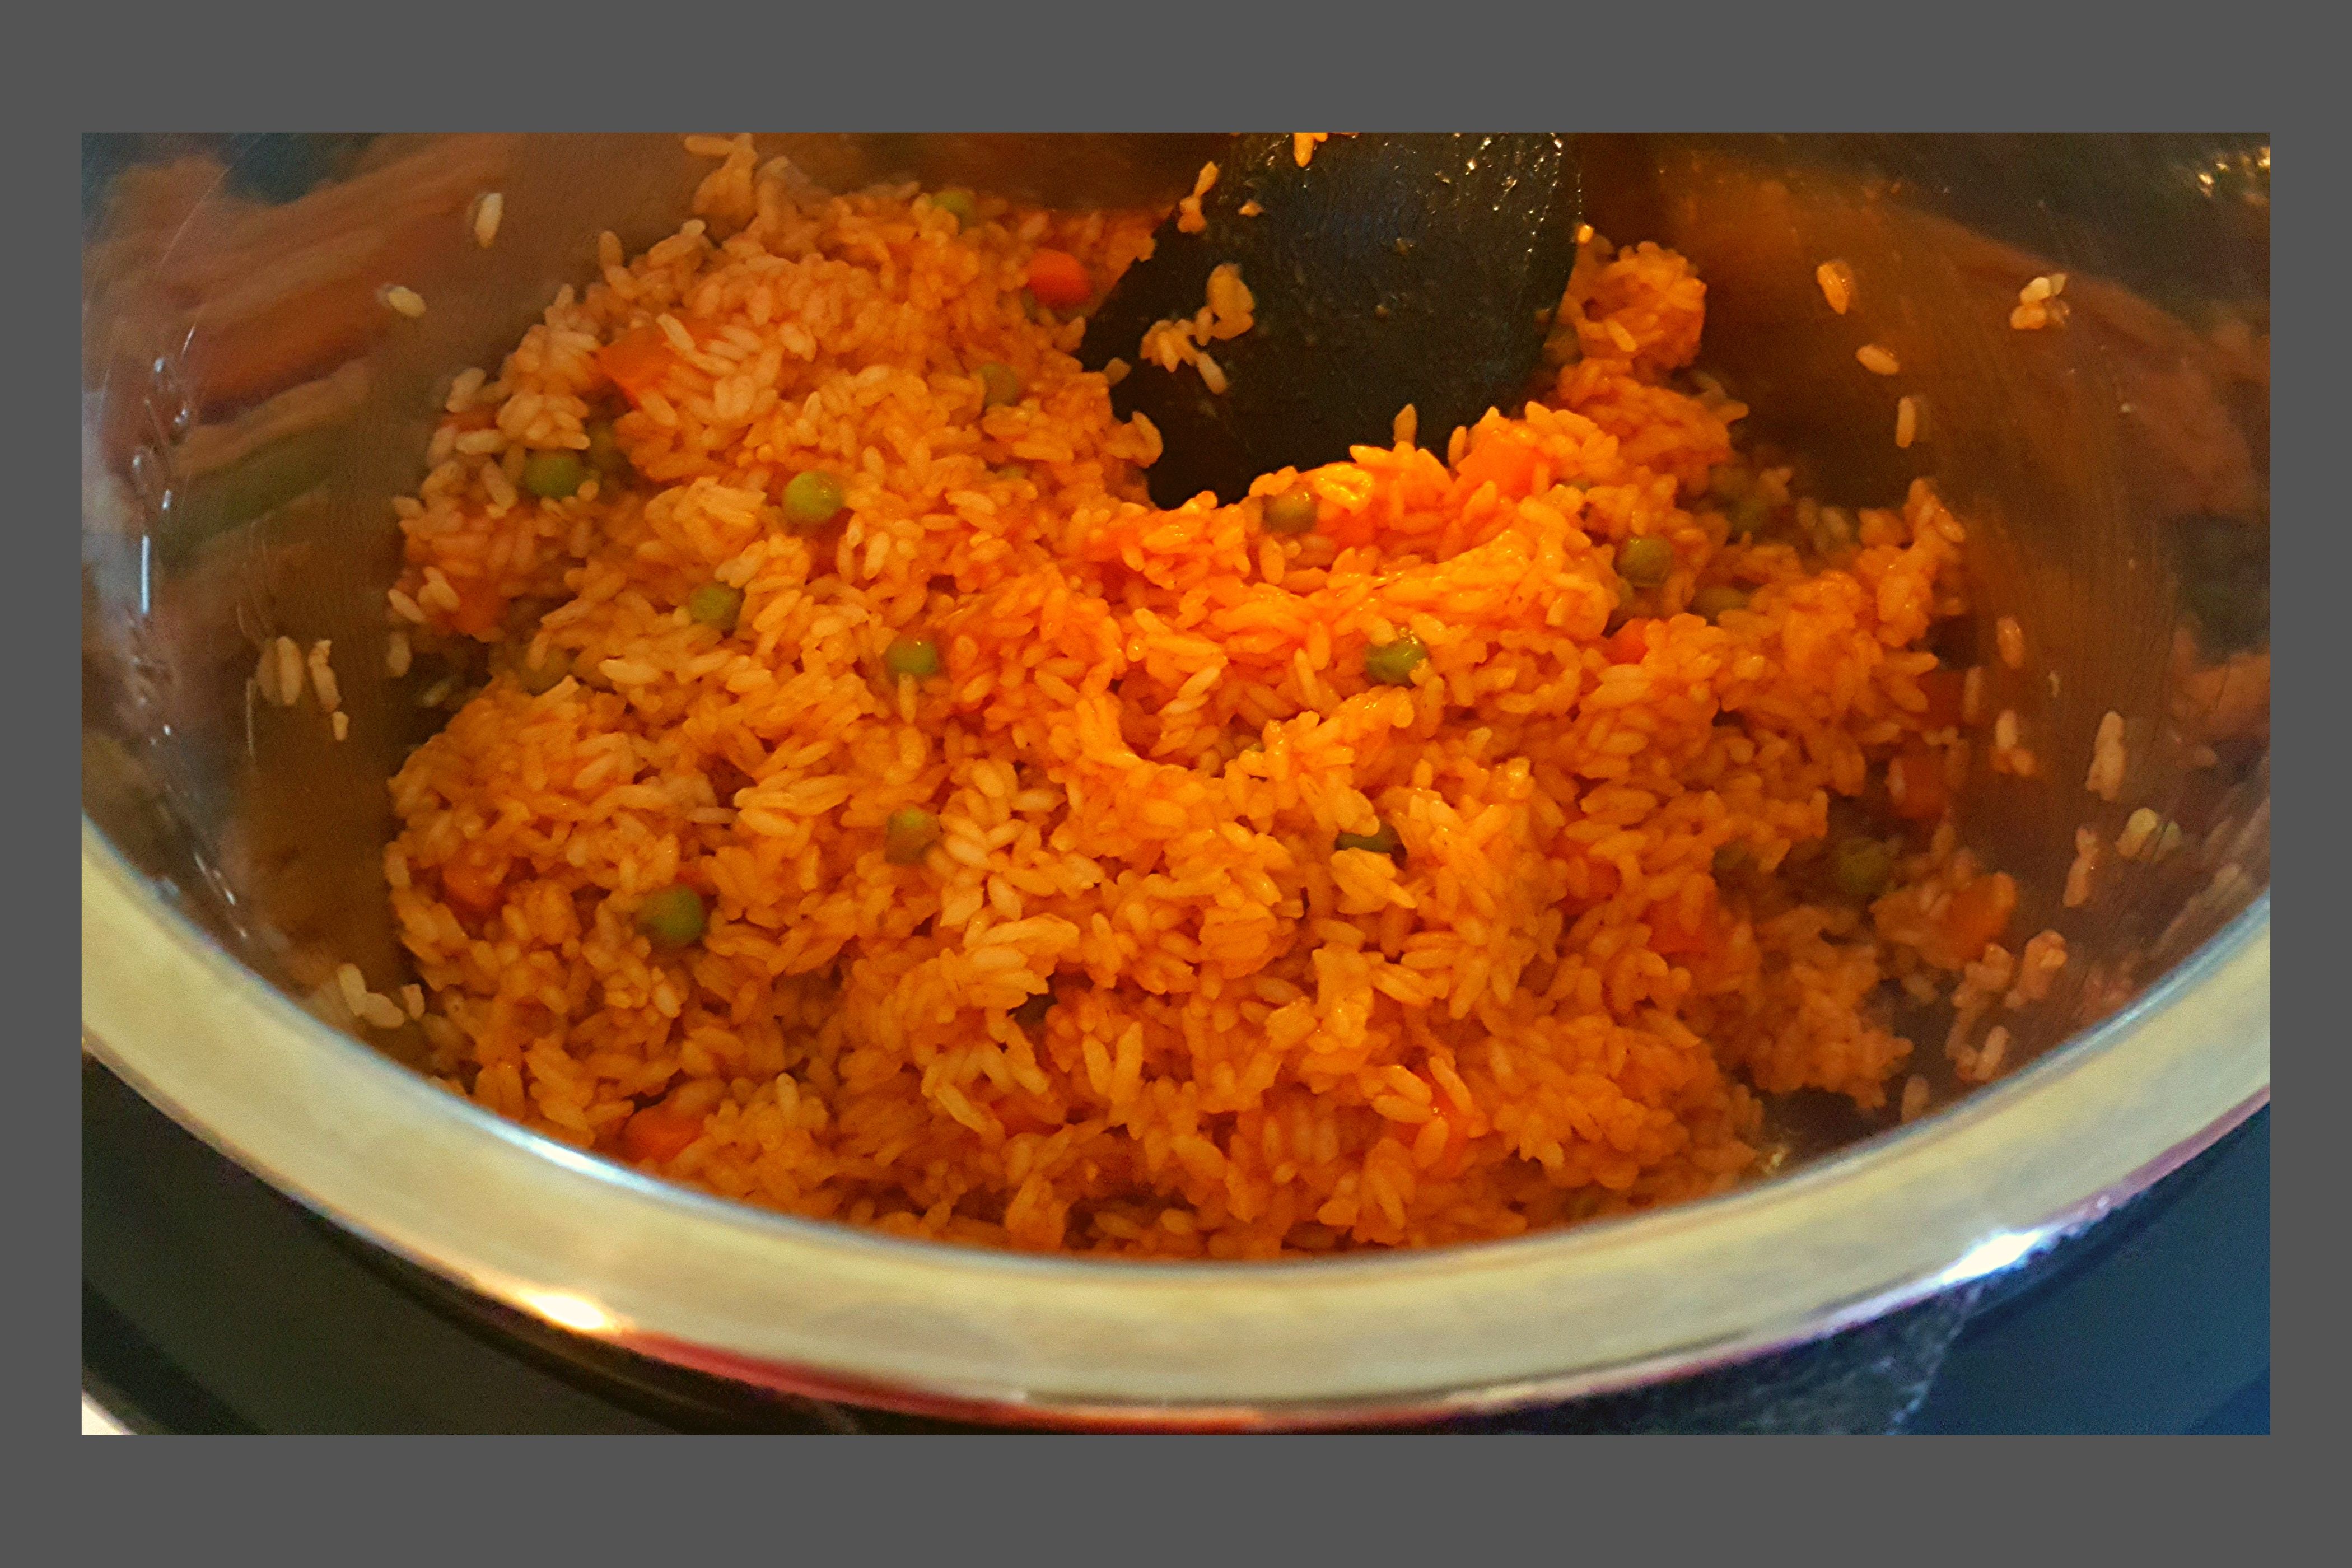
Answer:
81;822;2269;1426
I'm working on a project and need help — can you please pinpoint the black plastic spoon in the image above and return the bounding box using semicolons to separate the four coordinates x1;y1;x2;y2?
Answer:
1076;133;1583;508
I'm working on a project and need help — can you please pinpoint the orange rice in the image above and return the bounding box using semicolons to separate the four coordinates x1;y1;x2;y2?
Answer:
382;143;2026;1258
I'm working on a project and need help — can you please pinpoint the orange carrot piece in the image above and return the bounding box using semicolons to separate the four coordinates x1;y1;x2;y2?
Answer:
1025;248;1094;310
597;325;684;405
1887;744;1949;822
440;847;509;914
621;1106;705;1165
1604;619;1653;665
1939;872;2017;965
1454;431;1542;498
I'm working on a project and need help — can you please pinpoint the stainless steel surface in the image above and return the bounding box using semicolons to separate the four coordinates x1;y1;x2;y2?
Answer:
81;133;2269;1426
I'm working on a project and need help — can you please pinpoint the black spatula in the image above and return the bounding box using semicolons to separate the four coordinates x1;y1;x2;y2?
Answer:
1076;133;1583;508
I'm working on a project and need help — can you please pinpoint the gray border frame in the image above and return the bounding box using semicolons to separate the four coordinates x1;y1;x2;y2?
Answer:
45;0;2310;1547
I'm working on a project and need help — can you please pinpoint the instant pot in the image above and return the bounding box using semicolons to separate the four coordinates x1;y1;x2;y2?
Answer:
81;133;2269;1430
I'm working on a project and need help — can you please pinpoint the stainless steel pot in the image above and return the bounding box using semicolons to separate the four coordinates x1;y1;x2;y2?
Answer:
81;133;2270;1427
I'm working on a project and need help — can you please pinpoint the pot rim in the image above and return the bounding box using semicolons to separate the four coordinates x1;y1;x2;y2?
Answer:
79;820;2270;1426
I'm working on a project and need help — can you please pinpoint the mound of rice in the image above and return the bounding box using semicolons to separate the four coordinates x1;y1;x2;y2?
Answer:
382;138;2032;1258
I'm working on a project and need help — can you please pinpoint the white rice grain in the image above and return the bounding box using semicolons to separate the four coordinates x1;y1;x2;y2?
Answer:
472;191;504;248
274;637;305;706
1816;260;1856;315
2087;711;2127;801
1996;615;2024;670
307;640;340;711
2116;806;2162;861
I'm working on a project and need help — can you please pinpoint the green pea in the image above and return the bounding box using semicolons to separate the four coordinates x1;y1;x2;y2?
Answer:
1619;535;1674;587
934;188;978;231
584;421;632;479
979;362;1024;410
1831;836;1894;900
687;582;744;633
883;636;941;680
884;808;940;866
521;450;586;500
1727;494;1774;539
782;470;846;529
1262;488;1320;534
1335;822;1403;858
1364;634;1427;687
1711;841;1752;878
1692;585;1750;622
637;885;706;948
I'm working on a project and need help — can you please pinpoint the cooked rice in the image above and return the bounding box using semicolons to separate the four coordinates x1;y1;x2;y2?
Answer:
1138;263;1255;394
307;640;340;711
2064;826;2100;908
1899;1074;1930;1123
472;192;505;249
1995;615;2024;670
1816;260;1855;315
1856;344;1901;376
1968;1025;2010;1082
376;161;2053;1258
386;631;413;678
273;636;304;707
2087;710;2127;800
2008;275;2071;333
2005;930;2068;1009
1894;395;1919;450
1175;162;1218;234
381;285;428;319
338;963;408;1030
2116;806;2162;861
332;711;351;742
1293;133;1331;168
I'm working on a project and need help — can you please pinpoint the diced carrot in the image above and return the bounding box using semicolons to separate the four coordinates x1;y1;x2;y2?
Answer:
1025;248;1094;310
1650;887;1721;957
440;846;509;914
1561;847;1623;907
1939;872;2017;965
444;576;506;641
597;324;684;405
1318;508;1378;550
1604;619;1653;665
620;1105;704;1165
1886;744;1949;822
1919;668;1968;730
1454;430;1542;498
